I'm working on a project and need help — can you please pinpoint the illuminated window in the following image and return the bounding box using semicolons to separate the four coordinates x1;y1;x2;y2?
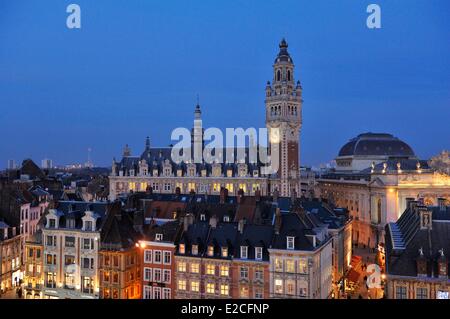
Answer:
129;182;136;191
191;281;200;292
227;169;233;177
240;286;249;298
178;280;187;291
252;183;260;192
275;279;283;294
221;247;228;258
192;245;198;255
206;283;215;294
201;169;207;177
188;182;196;192
213;183;221;192
220;284;229;296
286;260;295;273
177;262;186;272
206;264;215;275
286;279;295;295
153;169;158;177
207;245;214;257
275;258;283;272
225;183;234;193
179;244;185;254
220;265;229;277
177;169;183;177
191;263;200;274
176;182;183;192
298;259;308;274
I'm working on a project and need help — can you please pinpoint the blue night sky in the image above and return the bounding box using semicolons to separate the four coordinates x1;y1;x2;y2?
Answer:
0;0;449;168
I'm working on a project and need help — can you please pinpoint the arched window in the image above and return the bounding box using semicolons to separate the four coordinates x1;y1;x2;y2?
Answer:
277;70;281;81
287;70;291;81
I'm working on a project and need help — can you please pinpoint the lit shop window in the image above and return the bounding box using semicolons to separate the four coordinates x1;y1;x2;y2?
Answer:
252;184;260;192
129;182;136;191
225;183;234;193
213;183;221;192
238;184;247;193
188;182;196;192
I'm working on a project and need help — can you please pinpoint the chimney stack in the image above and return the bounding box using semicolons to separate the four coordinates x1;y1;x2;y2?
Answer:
238;218;246;234
183;213;194;232
274;208;282;235
209;215;217;229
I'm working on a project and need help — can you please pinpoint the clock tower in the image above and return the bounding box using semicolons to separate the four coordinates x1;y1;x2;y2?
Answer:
265;39;303;197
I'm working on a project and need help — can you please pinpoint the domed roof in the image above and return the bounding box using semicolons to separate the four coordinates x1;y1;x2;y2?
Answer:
274;38;293;63
338;133;415;157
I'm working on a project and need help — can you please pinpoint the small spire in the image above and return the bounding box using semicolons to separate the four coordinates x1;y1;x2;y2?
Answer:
279;38;288;49
145;136;150;150
194;95;202;120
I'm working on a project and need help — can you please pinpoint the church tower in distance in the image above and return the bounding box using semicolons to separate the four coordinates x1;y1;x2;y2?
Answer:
265;39;303;197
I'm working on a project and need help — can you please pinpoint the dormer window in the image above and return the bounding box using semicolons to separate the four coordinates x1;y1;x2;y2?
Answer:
255;247;263;260
177;169;183;177
207;245;214;257
179;244;185;254
200;214;206;221
192;245;198;255
287;236;295;250
48;218;56;229
253;170;259;177
227;169;233;177
223;215;230;222
153;169;159;176
155;233;163;241
240;246;248;259
221;247;228;258
201;169;207;177
84;220;93;231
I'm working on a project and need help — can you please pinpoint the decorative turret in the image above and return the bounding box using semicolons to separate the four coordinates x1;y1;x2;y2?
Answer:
123;144;131;157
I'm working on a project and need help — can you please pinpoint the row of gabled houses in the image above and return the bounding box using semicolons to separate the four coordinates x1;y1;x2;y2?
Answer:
22;188;353;299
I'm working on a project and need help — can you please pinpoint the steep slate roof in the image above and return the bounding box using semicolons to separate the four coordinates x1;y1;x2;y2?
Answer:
271;213;318;251
234;224;273;260
386;203;450;278
101;202;141;249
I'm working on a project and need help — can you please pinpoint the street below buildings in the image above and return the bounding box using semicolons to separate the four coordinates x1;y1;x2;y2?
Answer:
344;246;385;299
0;288;21;299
